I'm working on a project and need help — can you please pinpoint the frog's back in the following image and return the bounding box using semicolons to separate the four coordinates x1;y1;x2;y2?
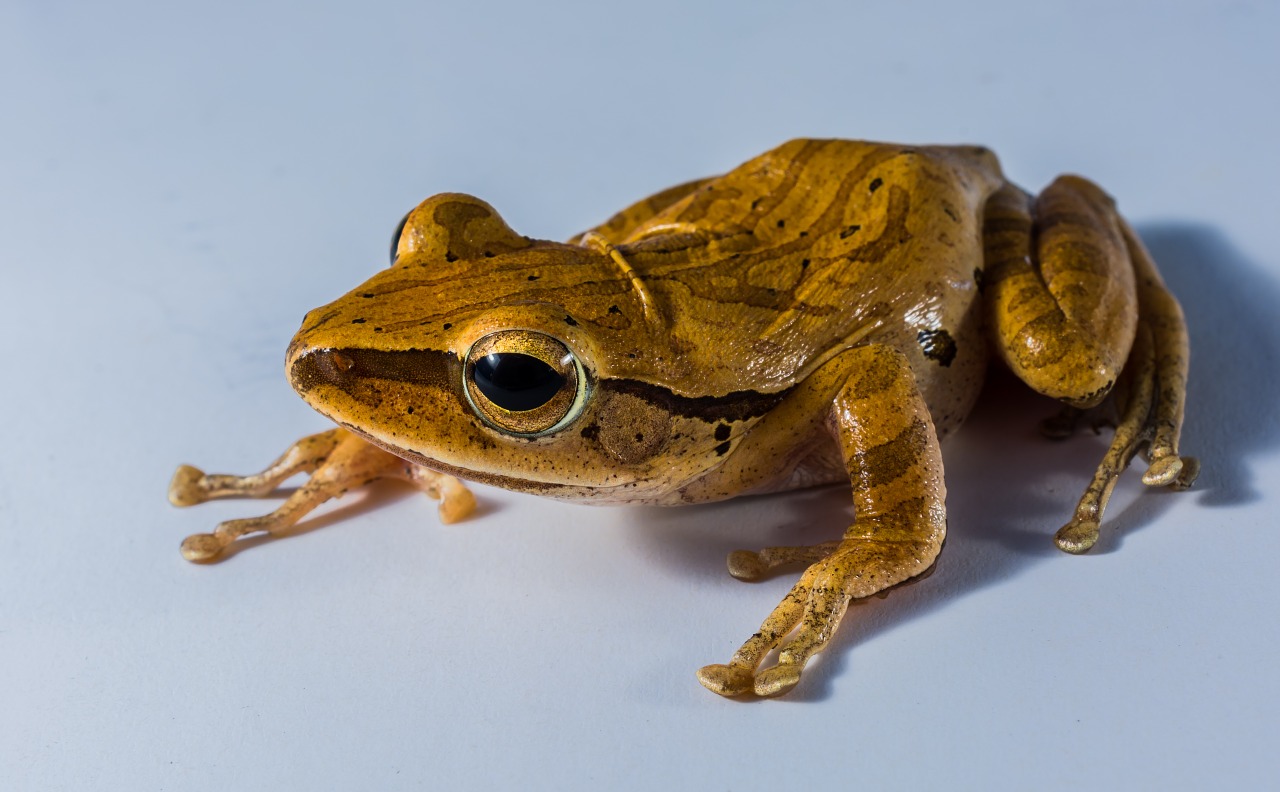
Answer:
610;139;1006;401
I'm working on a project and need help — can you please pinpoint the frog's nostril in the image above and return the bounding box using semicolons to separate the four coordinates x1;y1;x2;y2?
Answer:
330;351;355;374
315;349;357;382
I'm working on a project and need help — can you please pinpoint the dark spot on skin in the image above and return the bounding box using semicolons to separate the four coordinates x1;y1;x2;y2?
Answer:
944;205;960;223
564;315;579;327
483;251;495;258
634;433;644;442
840;225;862;239
361;293;375;298
445;251;458;263
580;423;600;441
374;327;383;332
608;305;621;314
442;323;453;330
626;353;637;359
799;230;808;237
351;318;366;324
406;406;414;414
528;274;540;281
714;441;731;456
714;423;731;441
751;198;762;210
776;219;786;228
917;328;957;367
973;267;985;294
869;178;883;192
800;258;810;269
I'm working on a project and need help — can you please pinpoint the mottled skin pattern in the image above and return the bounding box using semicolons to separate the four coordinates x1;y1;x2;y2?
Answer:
170;139;1197;698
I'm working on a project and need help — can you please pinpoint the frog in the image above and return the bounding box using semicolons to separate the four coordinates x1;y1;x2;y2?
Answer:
169;138;1198;698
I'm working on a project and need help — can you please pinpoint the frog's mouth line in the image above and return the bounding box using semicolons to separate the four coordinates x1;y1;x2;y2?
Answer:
352;427;621;501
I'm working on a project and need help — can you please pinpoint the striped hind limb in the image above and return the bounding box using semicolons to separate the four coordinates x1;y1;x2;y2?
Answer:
984;177;1196;552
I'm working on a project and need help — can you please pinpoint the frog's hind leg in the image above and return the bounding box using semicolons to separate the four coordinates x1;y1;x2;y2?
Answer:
698;345;947;697
1122;219;1196;488
984;178;1197;553
1054;227;1200;551
170;428;474;562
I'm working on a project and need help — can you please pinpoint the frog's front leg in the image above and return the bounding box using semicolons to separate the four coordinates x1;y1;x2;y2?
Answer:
698;345;947;698
169;428;475;562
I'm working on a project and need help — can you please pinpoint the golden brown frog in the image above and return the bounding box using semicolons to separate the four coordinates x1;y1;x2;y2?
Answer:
170;139;1197;698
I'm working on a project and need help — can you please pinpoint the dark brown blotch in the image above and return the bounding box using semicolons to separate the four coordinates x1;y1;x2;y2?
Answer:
917;328;957;367
853;417;929;490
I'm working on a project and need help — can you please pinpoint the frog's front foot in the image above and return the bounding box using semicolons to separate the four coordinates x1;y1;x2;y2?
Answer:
701;535;939;699
696;660;804;698
725;541;840;581
695;664;756;697
169;428;475;562
168;465;208;507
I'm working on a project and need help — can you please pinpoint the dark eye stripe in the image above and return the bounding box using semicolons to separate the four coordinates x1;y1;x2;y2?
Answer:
474;352;566;412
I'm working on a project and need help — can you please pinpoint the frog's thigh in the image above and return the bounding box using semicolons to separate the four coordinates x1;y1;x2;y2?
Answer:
698;345;947;698
176;429;474;563
985;179;1137;407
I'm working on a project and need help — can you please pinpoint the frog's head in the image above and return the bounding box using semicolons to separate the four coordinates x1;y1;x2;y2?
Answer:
285;193;716;501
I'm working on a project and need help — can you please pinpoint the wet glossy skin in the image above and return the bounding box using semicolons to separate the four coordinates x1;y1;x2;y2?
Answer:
170;139;1197;698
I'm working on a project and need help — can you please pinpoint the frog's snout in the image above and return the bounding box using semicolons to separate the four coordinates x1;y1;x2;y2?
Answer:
289;345;462;402
289;348;355;396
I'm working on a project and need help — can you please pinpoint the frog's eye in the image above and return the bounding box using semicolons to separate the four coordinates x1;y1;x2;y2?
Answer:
389;211;411;265
463;331;587;436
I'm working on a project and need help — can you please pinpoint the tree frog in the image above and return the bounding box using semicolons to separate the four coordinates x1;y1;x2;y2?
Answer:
170;139;1197;698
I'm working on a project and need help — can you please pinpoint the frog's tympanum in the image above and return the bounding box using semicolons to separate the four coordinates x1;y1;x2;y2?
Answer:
171;139;1197;697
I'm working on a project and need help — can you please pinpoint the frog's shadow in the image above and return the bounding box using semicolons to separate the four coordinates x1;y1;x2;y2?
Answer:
622;222;1279;702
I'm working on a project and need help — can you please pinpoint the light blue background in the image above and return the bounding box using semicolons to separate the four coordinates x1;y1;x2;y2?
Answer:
3;1;1277;789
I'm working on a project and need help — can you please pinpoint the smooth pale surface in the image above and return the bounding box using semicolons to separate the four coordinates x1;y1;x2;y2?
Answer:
2;1;1277;789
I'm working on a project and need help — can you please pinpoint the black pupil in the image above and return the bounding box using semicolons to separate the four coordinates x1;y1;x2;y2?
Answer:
474;353;566;411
